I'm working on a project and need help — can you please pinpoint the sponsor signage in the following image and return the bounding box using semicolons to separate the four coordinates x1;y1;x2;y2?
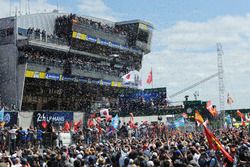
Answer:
33;111;73;127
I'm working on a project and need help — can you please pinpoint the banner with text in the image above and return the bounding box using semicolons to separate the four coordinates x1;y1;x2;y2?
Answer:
33;112;73;128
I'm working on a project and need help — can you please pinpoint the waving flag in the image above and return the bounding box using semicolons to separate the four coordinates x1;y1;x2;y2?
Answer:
206;101;217;117
96;117;102;124
122;71;139;83
203;125;233;162
174;117;185;128
100;109;109;117
105;115;112;122
129;113;136;128
146;68;153;84
195;110;204;125
111;114;119;129
245;114;250;122
227;93;234;105
74;120;82;132
0;108;5;122
237;110;245;119
122;72;132;83
237;110;246;126
63;121;70;132
87;119;95;128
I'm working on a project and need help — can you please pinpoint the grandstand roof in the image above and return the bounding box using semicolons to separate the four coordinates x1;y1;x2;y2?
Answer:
17;12;65;35
16;12;153;35
116;19;154;30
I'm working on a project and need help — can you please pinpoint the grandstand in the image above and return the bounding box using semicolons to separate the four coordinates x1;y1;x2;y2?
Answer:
0;12;154;116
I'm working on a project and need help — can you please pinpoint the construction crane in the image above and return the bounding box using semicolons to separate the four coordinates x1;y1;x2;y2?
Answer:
169;72;219;98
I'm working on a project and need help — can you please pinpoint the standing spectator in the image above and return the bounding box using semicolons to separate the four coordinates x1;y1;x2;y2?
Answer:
9;126;18;154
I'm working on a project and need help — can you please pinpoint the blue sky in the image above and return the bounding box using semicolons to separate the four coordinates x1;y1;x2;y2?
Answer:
0;0;250;110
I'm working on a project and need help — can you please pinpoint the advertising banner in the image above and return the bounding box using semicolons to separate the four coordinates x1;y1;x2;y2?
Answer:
25;70;124;87
3;112;18;127
46;73;60;80
33;112;73;127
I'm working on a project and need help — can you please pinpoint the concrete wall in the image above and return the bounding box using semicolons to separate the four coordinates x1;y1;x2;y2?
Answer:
17;64;26;110
0;44;18;108
0;17;18;108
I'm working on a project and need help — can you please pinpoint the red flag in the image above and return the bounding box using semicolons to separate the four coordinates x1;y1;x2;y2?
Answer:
206;101;217;117
87;119;94;128
204;126;216;150
96;124;102;135
96;117;102;124
89;113;96;119
146;69;153;84
203;125;234;162
64;121;70;132
237;110;245;119
69;122;72;129
242;119;246;126
74;120;82;132
129;113;136;128
237;110;246;126
41;121;47;129
105;115;112;122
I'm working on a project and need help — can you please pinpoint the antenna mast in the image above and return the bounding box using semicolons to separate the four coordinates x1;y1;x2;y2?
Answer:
9;0;12;16
28;0;30;14
57;0;60;12
217;43;225;126
19;0;22;15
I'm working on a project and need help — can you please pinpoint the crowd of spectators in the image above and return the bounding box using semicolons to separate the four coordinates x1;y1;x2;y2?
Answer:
20;77;177;117
22;26;141;72
18;48;130;78
55;14;127;39
21;79;120;112
0;121;250;167
0;97;17;112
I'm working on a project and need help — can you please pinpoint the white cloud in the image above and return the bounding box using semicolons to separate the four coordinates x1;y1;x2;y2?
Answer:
142;14;250;110
0;0;58;18
0;0;11;18
78;0;117;21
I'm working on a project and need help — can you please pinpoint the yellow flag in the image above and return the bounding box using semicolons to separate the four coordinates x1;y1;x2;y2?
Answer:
195;110;204;124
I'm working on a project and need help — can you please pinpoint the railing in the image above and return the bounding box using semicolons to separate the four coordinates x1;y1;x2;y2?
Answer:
72;23;127;45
